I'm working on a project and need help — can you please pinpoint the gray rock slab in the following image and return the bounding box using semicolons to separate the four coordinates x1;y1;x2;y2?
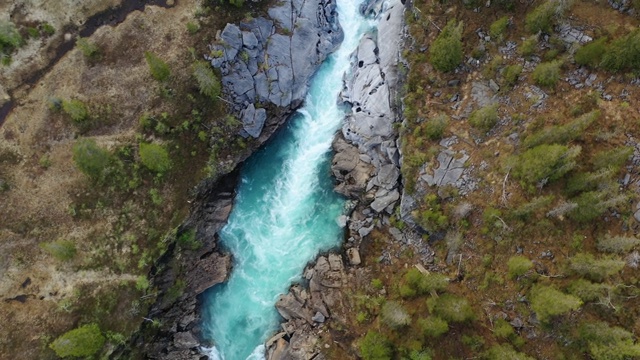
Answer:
371;189;400;213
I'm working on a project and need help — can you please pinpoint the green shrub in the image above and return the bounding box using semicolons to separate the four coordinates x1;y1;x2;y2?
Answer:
469;104;499;132
490;16;509;41
76;37;99;58
532;60;562;88
359;331;393;360
62;99;89;124
42;23;55;36
417;194;448;232
418;316;449;338
510;144;580;190
139;142;171;173
493;318;515;340
525;0;559;34
192;61;221;99
177;229;201;250
520;35;538;57
565;169;614;197
144;51;171;81
601;29;640;72
428;294;475;323
592;146;633;171
484;344;534;360
72;138;111;181
567;253;625;282
579;321;640;360
523;110;599;148
575;37;607;67
597;234;640;254
40;240;77;261
507;256;533;279
502;64;523;88
381;301;411;329
424;114;449;140
402;268;449;297
49;323;105;358
529;285;582;323
0;21;23;53
186;21;200;34
430;20;464;72
511;195;554;219
568;190;626;223
568;279;608;302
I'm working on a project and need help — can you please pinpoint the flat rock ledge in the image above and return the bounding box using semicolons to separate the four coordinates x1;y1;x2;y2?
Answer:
206;0;343;138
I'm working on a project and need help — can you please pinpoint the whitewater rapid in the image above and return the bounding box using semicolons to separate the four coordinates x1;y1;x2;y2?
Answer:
201;1;372;359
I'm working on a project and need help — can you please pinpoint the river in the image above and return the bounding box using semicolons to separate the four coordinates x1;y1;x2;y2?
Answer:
200;1;372;359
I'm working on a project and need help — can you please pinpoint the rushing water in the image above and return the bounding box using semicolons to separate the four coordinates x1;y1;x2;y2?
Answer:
201;1;372;359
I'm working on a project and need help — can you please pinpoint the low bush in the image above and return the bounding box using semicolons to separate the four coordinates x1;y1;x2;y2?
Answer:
502;64;523;88
567;253;625;282
525;0;560;34
469;104;499;132
489;16;509;41
72;138;111;181
510;144;580;191
0;21;22;54
575;37;607;67
579;321;640;360
76;37;99;59
591;146;633;171
493;318;515;340
597;234;640;254
565;169;614;197
520;35;538;57
532;60;562;88
402;268;449;297
49;323;105;358
511;195;554;219
484;344;534;360
507;255;533;279
529;285;582;323
601;29;640;72
40;240;77;261
568;190;626;223
523;110;599;148
62;99;89;124
423;114;449;140
430;20;464;72
568;279;608;302
139;142;171;173
427;293;474;323
418;316;449;338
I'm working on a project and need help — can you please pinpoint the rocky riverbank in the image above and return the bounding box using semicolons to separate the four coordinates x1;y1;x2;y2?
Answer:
121;0;346;358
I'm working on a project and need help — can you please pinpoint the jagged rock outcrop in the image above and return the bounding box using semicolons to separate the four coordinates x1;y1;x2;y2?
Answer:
335;0;404;216
206;0;343;138
267;254;349;360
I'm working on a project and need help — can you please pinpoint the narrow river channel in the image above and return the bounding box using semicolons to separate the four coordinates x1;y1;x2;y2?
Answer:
201;1;372;359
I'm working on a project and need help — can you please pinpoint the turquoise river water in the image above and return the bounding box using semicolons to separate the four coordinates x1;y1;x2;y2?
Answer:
201;2;372;359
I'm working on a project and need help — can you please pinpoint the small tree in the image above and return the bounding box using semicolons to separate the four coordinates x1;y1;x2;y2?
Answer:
529;285;582;323
359;331;393;360
510;144;580;191
575;37;607;67
484;344;534;360
139;142;171;173
567;253;625;282
601;29;640;72
72;138;111;181
597;234;640;254
489;16;509;41
380;301;411;329
49;323;105;358
144;51;171;81
430;20;464;72
192;61;221;99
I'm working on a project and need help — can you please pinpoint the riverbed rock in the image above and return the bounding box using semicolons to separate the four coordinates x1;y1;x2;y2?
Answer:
207;0;343;138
